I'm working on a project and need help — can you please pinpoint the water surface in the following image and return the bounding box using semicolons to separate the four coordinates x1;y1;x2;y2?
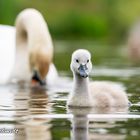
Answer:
0;41;140;140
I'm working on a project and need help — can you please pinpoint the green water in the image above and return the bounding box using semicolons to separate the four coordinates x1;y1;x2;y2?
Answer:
0;41;140;140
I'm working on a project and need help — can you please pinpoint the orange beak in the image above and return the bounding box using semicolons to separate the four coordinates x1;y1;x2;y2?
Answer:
31;70;46;86
31;79;40;87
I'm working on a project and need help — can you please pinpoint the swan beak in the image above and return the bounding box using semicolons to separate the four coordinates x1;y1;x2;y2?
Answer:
31;70;46;86
78;64;88;78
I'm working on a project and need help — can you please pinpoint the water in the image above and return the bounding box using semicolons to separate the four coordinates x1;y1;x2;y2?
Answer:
0;41;140;140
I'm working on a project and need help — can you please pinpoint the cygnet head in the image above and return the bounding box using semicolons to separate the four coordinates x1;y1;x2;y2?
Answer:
70;49;92;78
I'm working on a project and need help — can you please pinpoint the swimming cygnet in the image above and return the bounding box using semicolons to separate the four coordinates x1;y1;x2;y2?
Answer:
67;49;129;107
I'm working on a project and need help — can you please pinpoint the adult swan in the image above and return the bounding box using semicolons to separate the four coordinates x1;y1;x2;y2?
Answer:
0;8;58;86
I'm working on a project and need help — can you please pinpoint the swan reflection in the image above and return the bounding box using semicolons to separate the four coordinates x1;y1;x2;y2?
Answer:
68;106;128;140
13;87;52;140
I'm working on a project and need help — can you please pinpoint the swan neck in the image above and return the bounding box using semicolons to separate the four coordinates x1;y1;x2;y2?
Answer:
15;10;53;50
73;73;89;94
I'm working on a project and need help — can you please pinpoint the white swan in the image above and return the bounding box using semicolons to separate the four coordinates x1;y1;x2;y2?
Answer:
67;49;129;107
0;8;58;85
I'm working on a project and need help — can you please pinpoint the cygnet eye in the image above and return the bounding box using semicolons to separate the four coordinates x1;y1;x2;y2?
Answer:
76;59;79;63
87;59;89;63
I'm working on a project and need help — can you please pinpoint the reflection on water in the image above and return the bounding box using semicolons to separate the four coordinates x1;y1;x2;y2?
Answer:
0;77;139;140
68;107;129;140
0;85;52;140
0;41;140;139
15;87;51;140
68;108;90;140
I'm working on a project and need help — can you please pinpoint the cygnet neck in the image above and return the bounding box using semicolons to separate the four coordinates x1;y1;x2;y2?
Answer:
73;72;89;95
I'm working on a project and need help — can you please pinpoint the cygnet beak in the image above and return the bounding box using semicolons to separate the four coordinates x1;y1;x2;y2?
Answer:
31;70;46;86
78;64;88;78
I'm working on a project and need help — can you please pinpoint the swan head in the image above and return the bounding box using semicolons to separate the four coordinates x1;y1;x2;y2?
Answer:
71;49;92;78
30;47;53;86
31;70;46;86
